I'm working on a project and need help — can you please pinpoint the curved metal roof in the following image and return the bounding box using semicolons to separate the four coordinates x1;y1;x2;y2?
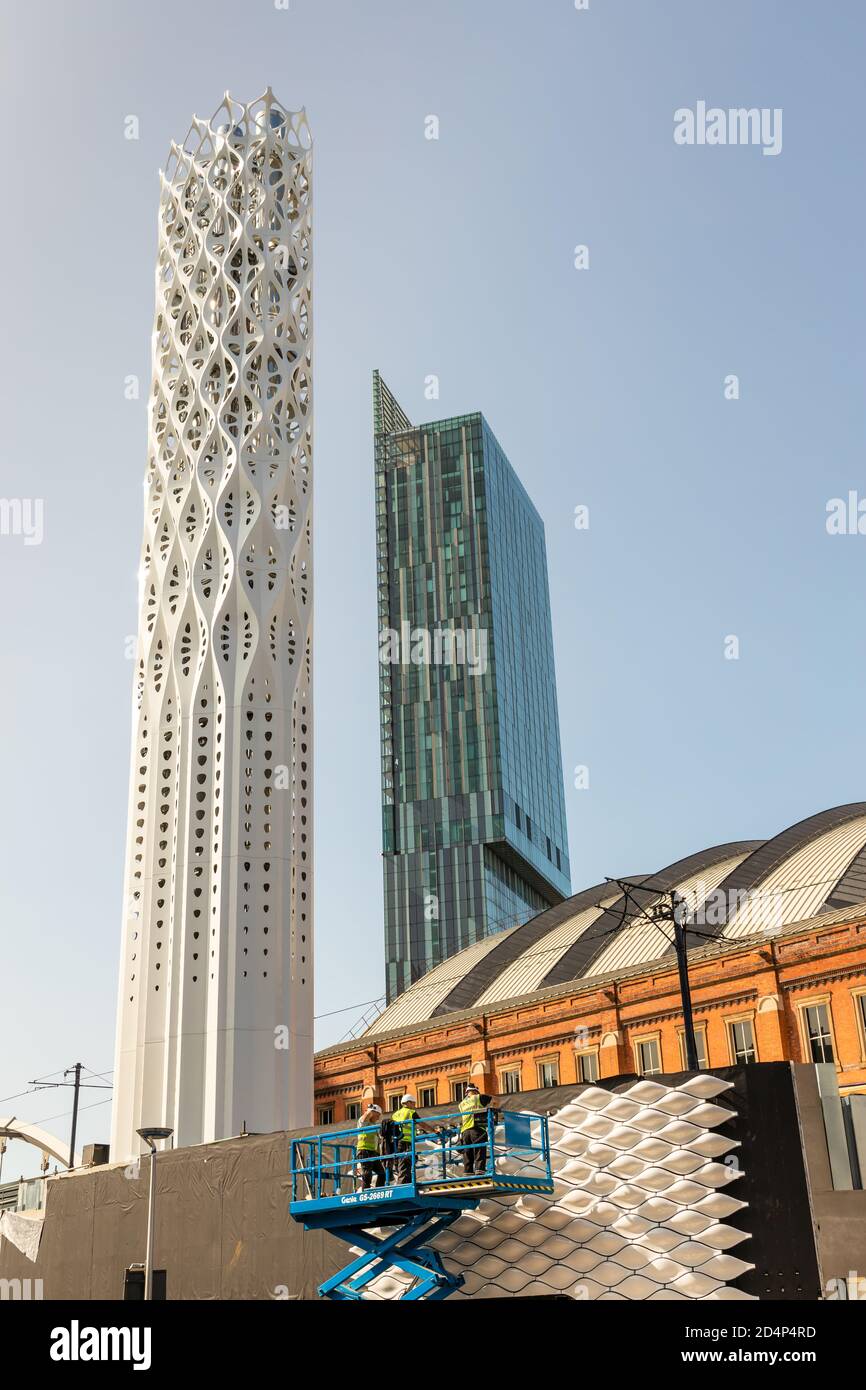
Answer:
539;842;760;990
825;841;866;913
681;803;866;944
588;850;753;977
471;894;620;1010
371;931;510;1033
364;805;866;1038
720;813;866;938
432;880;626;1018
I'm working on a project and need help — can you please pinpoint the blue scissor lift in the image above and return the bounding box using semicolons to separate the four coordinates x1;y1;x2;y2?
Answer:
289;1108;553;1301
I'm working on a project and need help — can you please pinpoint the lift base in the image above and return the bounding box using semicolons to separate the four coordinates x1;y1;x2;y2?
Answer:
316;1208;466;1301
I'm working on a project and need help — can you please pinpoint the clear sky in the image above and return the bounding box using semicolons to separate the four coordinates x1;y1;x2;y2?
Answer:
2;0;864;1177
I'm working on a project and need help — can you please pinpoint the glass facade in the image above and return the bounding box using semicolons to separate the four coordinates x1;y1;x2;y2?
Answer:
374;373;571;1001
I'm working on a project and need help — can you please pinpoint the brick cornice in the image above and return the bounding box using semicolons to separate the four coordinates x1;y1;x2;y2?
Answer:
622;988;759;1029
377;1058;470;1085
780;963;866;992
490;1029;597;1060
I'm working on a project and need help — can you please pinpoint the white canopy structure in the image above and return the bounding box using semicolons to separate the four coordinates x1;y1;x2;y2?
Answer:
0;1116;78;1169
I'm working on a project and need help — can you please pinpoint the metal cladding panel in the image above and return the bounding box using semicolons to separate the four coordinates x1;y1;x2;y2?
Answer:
720;1064;823;1299
590;853;751;977
723;815;866;939
358;1073;761;1301
368;931;513;1034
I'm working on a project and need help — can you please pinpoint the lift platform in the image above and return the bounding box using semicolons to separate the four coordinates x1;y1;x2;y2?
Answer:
289;1107;552;1300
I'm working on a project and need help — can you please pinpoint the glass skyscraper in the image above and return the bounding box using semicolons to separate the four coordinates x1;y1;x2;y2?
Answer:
374;373;571;1001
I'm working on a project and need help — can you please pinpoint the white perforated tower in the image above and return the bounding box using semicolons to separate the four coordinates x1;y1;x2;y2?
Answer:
111;91;313;1160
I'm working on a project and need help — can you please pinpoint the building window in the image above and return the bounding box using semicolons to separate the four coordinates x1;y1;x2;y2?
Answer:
345;1101;361;1121
418;1085;437;1108
499;1067;521;1094
855;991;866;1060
450;1081;468;1103
801;1002;835;1063
576;1052;599;1083
537;1059;559;1089
317;1107;334;1126
677;1025;708;1070
388;1093;403;1112
727;1018;756;1064
634;1037;662;1076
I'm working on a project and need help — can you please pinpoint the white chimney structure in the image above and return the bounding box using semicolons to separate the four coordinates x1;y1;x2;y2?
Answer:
111;91;313;1159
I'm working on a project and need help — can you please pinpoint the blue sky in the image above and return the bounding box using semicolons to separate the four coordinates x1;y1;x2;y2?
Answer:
1;0;864;1176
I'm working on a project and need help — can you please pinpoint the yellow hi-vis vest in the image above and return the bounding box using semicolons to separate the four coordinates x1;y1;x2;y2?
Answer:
459;1094;485;1132
356;1124;379;1154
392;1107;416;1143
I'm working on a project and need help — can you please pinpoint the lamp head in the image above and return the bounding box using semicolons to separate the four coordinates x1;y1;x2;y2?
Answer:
136;1126;174;1147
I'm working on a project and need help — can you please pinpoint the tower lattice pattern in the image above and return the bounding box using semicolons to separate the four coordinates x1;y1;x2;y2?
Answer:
111;91;313;1159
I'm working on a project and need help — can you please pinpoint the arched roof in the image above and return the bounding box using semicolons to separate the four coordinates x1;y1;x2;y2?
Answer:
0;1117;77;1168
365;804;866;1038
682;803;866;943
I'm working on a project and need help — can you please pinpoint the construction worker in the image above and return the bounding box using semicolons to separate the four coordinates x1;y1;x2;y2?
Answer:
458;1084;493;1176
391;1094;437;1184
355;1104;386;1190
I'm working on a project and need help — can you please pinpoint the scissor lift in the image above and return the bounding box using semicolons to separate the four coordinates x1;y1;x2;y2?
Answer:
289;1107;553;1300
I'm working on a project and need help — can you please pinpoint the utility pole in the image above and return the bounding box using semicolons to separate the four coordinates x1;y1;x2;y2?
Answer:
604;879;704;1073
671;907;700;1070
67;1063;82;1170
27;1064;113;1169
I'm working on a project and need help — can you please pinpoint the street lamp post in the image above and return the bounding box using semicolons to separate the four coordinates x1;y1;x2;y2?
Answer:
136;1127;173;1300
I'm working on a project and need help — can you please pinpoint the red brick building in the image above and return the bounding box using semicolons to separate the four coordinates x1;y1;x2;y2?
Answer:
315;806;866;1120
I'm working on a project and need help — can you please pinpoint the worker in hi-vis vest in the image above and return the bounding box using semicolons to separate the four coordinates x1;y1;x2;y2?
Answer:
390;1093;437;1185
458;1084;494;1175
355;1103;386;1190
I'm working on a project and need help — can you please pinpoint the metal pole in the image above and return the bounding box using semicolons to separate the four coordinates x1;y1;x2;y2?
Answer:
68;1063;82;1169
673;917;700;1070
543;1115;551;1185
410;1115;415;1186
144;1142;156;1301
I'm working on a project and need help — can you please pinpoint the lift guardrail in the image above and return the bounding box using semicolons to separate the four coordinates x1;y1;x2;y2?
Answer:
290;1106;552;1208
288;1107;553;1299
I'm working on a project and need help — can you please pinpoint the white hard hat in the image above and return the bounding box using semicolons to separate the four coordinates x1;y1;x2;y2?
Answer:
401;1093;416;1105
368;1103;382;1113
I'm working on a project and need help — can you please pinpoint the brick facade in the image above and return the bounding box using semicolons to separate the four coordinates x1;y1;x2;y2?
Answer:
314;916;866;1122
